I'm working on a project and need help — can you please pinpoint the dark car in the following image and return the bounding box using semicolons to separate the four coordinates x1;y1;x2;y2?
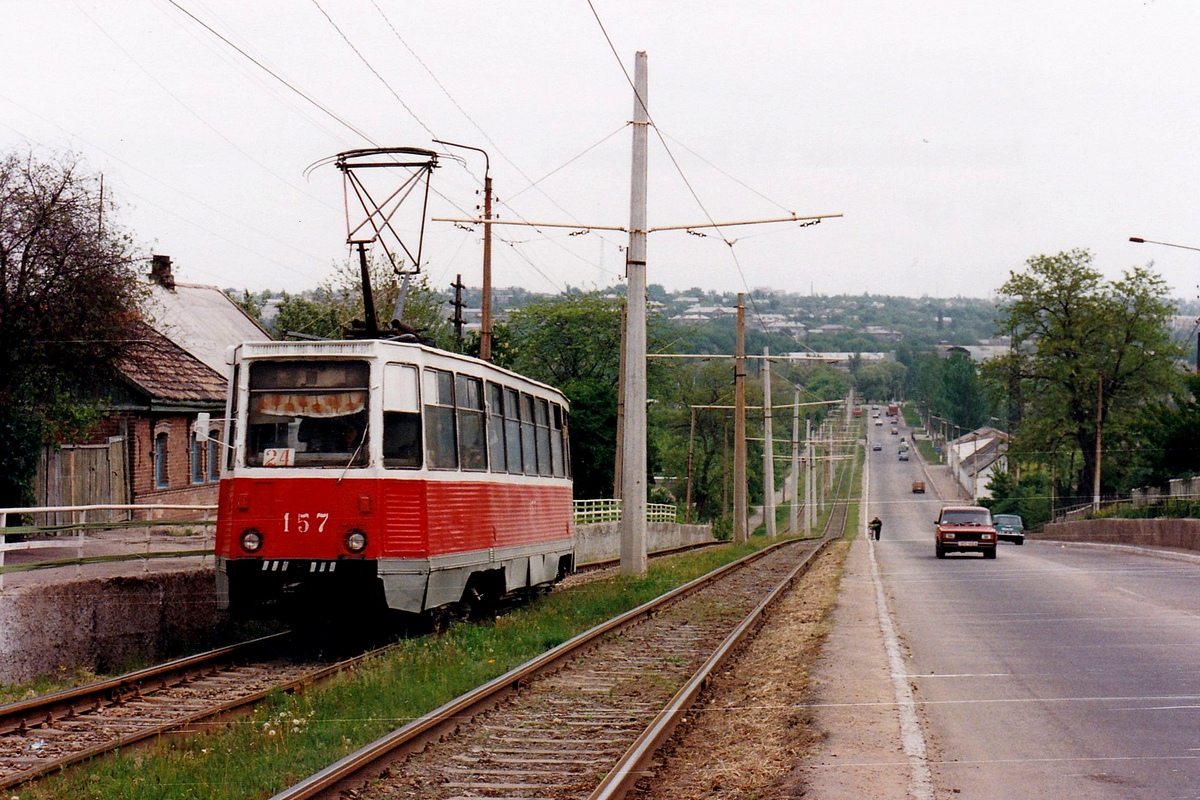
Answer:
994;513;1025;545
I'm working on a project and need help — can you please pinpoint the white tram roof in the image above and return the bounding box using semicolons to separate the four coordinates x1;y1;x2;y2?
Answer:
230;339;569;406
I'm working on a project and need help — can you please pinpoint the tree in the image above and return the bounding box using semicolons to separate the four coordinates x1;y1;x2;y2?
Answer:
986;249;1182;503
0;149;145;507
498;292;623;498
268;257;452;348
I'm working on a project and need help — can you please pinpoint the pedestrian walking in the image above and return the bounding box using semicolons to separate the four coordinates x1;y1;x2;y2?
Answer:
869;516;882;540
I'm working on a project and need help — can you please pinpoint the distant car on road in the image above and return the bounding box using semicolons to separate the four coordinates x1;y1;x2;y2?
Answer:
898;451;909;461
994;513;1025;545
890;427;898;435
912;480;925;493
935;505;997;559
875;419;883;426
872;442;883;451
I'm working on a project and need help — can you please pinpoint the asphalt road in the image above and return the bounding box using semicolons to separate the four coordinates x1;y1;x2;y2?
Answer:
868;418;1200;799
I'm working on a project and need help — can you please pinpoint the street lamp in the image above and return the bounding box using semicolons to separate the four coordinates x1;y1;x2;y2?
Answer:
1130;236;1200;371
1129;236;1200;253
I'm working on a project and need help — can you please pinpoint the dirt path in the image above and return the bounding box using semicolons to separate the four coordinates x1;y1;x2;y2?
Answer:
633;537;917;799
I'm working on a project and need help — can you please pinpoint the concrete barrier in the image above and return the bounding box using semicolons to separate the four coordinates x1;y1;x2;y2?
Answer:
0;570;221;684
1040;517;1200;551
574;522;716;565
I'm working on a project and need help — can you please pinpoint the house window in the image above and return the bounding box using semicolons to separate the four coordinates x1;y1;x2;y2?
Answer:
208;437;221;482
191;434;204;484
155;432;169;488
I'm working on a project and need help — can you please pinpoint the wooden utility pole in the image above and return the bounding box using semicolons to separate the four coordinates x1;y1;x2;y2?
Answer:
619;51;649;576
480;168;493;361
1093;374;1103;512
734;293;748;543
761;347;776;538
434;140;493;361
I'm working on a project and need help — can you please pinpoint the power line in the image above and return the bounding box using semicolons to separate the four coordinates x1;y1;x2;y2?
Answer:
162;0;378;145
308;0;436;140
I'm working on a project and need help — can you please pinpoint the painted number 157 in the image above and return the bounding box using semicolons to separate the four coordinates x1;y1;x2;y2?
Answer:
283;513;329;533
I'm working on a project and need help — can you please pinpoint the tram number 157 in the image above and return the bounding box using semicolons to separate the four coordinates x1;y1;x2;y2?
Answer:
283;513;330;534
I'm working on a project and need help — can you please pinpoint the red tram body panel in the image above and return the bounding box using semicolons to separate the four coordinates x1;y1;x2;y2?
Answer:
214;340;575;618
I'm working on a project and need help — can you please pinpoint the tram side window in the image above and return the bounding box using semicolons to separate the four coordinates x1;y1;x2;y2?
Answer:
520;393;538;474
424;369;458;469
551;404;566;478
486;382;507;472
504;387;522;474
535;398;552;476
455;375;486;471
383;364;422;469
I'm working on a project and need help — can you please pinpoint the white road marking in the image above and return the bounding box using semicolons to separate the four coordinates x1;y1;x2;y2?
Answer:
867;524;935;798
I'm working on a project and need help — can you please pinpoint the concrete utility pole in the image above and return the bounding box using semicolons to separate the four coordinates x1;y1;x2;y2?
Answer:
790;389;800;536
734;293;748;543
761;347;776;538
805;417;814;533
619;51;649;576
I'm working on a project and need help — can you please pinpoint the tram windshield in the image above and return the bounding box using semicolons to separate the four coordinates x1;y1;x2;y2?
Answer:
245;360;370;468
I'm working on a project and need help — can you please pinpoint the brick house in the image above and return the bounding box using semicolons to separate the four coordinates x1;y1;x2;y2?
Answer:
35;256;270;508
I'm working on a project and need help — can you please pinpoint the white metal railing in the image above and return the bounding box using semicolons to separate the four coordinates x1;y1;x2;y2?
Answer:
0;500;683;587
0;504;217;589
572;499;678;525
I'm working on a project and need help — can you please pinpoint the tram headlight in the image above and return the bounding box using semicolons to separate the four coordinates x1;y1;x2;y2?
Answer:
240;528;263;553
344;529;368;553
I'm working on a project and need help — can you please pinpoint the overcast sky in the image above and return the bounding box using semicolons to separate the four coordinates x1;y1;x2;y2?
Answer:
4;1;1198;302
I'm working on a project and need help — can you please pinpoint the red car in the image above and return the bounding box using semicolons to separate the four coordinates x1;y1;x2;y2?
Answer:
934;505;997;559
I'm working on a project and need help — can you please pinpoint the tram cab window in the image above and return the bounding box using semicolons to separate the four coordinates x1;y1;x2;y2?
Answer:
456;375;487;471
424;369;458;469
383;364;421;469
246;361;369;468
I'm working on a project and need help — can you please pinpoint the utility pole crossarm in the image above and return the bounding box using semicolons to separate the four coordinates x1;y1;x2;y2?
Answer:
648;213;843;233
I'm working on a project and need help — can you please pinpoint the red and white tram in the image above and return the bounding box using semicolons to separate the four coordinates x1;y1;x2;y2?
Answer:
215;339;575;619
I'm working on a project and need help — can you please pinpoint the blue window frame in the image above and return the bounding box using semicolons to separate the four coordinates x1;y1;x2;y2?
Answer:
191;434;204;484
155;432;169;488
208;437;220;482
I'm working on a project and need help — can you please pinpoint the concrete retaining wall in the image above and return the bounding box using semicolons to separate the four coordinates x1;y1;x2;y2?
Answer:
1040;517;1200;551
574;522;716;565
0;570;221;684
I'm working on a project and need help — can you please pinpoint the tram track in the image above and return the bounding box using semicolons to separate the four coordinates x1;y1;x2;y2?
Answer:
0;451;853;797
273;535;840;799
0;632;380;792
274;440;855;800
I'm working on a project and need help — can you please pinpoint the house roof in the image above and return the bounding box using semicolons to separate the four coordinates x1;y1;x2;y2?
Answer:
144;281;270;376
116;324;227;406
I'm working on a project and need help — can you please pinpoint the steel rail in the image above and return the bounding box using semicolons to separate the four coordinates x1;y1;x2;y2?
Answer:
592;481;850;798
590;537;834;799
270;537;814;800
0;632;400;791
